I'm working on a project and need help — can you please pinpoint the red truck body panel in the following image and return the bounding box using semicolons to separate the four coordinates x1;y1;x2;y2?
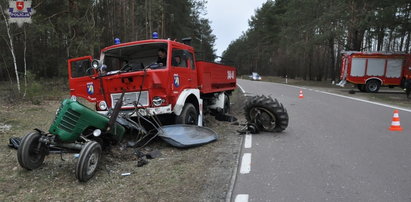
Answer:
340;52;411;86
197;61;236;94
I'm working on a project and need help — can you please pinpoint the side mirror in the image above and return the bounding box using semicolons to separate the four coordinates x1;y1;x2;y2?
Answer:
91;59;101;70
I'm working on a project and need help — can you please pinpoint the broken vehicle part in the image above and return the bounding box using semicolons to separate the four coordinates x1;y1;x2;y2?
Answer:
157;124;218;148
146;150;162;159
8;137;21;149
237;123;260;134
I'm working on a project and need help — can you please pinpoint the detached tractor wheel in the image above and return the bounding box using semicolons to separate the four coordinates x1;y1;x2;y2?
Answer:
244;95;289;132
17;131;47;170
76;141;102;182
176;103;198;125
365;80;381;93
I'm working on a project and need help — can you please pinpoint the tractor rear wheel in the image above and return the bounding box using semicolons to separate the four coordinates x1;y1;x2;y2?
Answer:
76;141;102;182
176;103;198;125
244;95;289;132
17;131;47;170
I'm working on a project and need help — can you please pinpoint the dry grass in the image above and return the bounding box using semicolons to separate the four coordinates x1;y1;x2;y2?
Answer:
0;82;244;201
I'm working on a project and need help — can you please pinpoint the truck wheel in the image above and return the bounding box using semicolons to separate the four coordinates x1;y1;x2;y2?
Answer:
176;103;198;125
223;93;230;114
17;131;47;170
244;95;288;132
365;80;380;93
76;141;102;182
357;84;366;92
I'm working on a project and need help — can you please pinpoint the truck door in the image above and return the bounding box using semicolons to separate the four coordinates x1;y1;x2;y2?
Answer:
68;56;103;102
170;49;197;92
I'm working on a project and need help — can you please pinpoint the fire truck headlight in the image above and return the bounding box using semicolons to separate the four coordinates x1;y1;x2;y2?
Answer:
152;97;164;106
91;59;100;69
98;101;107;110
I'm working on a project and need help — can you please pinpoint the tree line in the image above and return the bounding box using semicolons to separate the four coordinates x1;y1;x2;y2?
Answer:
0;0;216;93
222;0;411;81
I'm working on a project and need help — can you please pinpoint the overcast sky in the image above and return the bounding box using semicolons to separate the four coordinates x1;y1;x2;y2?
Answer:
205;0;267;56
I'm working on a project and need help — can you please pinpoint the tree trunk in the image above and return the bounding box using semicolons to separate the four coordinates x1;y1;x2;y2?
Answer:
130;0;135;41
386;29;393;52
145;0;148;39
161;0;165;38
328;37;336;80
377;27;384;51
405;31;411;53
23;26;28;97
1;5;21;92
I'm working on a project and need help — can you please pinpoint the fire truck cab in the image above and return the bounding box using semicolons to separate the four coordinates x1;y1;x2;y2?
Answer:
67;39;237;126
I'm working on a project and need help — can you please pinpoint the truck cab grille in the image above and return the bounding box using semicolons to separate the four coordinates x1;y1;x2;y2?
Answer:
111;91;149;108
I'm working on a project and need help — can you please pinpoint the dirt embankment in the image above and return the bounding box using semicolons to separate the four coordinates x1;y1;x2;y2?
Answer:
0;90;245;201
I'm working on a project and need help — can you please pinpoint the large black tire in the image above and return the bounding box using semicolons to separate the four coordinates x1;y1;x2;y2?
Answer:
244;95;289;132
357;84;366;92
223;93;230;114
175;103;198;125
365;80;381;93
17;131;46;170
405;79;411;98
75;141;102;182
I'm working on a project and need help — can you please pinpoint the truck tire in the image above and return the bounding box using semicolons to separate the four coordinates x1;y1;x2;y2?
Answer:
357;84;366;92
176;103;198;125
76;141;102;182
405;79;411;98
244;95;288;132
17;131;47;170
365;80;380;93
223;93;230;114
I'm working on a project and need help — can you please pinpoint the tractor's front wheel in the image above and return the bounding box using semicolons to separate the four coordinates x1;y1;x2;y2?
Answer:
76;141;102;182
17;131;47;170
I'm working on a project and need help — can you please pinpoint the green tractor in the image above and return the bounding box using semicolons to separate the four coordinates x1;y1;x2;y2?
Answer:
17;94;140;182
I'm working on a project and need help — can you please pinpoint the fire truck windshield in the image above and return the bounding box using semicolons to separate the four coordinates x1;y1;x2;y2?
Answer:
101;43;168;74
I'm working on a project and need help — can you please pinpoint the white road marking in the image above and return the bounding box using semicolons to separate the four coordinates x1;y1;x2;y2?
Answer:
240;153;251;174
235;194;249;202
319;90;411;113
237;83;246;93
244;134;252;149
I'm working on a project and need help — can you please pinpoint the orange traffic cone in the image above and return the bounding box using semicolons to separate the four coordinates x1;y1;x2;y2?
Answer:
389;110;403;131
298;90;304;99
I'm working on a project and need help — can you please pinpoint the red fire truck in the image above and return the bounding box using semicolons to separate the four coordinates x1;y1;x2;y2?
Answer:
338;52;411;92
67;38;236;125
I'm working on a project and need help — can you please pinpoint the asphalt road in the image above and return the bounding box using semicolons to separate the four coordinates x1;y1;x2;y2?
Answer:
232;79;411;202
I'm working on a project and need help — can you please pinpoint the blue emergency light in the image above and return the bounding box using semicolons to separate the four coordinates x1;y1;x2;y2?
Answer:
114;38;121;44
152;32;159;39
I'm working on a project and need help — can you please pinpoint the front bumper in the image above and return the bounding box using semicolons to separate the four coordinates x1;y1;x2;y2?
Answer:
97;104;173;117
